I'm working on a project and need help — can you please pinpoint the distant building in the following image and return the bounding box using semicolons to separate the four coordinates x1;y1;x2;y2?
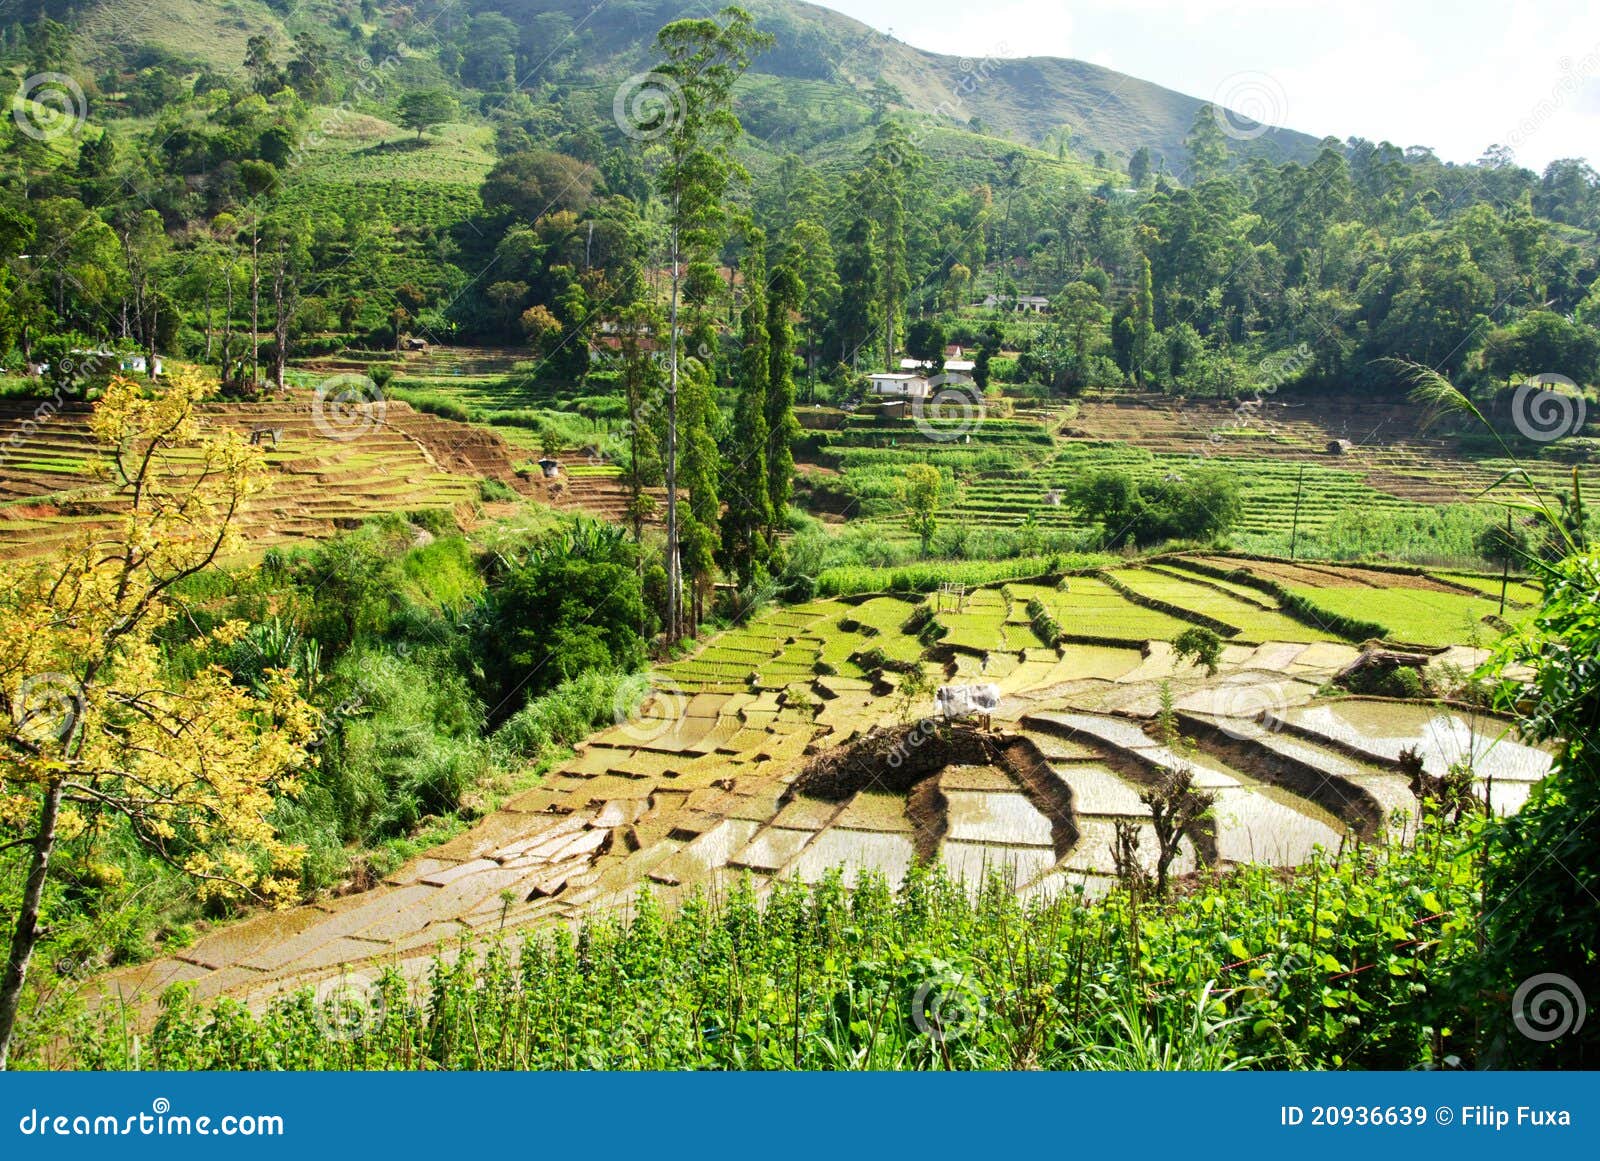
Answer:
43;349;165;376
868;372;929;398
119;353;162;374
979;294;1050;314
899;357;976;374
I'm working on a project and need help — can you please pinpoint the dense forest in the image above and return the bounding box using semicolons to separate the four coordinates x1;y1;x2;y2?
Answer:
4;1;1598;393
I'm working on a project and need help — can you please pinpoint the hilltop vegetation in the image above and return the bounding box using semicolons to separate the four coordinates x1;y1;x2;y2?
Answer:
1;0;1594;417
4;0;1597;405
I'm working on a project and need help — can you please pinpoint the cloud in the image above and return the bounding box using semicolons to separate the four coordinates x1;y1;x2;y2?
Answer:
823;0;1600;168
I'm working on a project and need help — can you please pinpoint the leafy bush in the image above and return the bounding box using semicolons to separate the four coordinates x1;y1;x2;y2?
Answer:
1171;626;1222;675
305;645;491;847
479;477;519;503
1068;467;1241;548
475;521;647;719
1476;549;1600;1065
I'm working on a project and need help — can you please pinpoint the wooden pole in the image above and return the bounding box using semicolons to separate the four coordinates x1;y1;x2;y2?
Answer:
1288;463;1305;560
1499;510;1511;617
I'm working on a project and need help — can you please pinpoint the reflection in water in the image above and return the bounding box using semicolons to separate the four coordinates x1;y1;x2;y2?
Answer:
1280;701;1552;783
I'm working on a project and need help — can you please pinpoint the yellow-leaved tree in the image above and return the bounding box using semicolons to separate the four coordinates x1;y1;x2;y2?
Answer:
0;372;317;1068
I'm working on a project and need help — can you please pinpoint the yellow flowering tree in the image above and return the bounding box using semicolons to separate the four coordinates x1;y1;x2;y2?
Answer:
0;373;317;1068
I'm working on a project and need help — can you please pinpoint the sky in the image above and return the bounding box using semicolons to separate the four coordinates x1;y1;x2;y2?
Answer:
822;0;1600;171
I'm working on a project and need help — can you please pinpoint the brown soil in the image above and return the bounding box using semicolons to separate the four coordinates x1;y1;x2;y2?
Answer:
1197;555;1466;593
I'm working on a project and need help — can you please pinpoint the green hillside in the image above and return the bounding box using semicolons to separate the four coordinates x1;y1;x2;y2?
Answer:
45;0;1322;177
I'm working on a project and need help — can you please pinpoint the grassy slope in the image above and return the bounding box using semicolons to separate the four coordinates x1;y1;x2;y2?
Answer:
76;0;293;71
294;112;497;185
65;0;1322;178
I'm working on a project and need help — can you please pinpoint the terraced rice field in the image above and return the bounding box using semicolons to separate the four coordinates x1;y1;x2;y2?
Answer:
0;396;504;559
1180;554;1539;646
1008;577;1198;641
0;386;659;559
823;391;1594;557
94;556;1553;1020
1105;567;1337;642
1069;394;1596;505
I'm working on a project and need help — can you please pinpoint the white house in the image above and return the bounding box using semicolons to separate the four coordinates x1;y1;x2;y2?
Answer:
54;349;164;376
980;294;1050;314
115;353;163;375
868;371;929;398
899;357;976;375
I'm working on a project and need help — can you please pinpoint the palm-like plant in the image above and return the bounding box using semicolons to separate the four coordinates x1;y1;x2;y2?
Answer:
1390;358;1586;559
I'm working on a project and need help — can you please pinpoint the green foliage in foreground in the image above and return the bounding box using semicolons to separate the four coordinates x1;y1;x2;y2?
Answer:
60;818;1487;1071
1475;548;1600;1067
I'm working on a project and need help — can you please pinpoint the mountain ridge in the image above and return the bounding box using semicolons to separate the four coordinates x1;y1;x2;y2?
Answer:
46;0;1325;176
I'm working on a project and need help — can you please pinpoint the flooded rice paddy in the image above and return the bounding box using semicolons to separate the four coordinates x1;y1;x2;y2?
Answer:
94;561;1554;1016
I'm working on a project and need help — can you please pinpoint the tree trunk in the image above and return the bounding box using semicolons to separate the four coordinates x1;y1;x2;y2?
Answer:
250;231;261;389
144;293;160;380
665;221;682;643
625;345;645;544
271;242;291;390
221;259;235;389
0;777;64;1070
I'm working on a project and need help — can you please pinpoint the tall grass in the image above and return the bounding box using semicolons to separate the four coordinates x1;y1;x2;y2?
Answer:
386;388;602;449
816;555;1105;596
1235;502;1502;566
489;669;637;763
58;814;1482;1071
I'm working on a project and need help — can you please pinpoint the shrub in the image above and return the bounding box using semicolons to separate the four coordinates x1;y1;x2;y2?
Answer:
490;670;635;761
1172;626;1223;675
475;523;647;719
1476;548;1600;1065
479;477;518;503
1068;467;1242;548
309;646;491;846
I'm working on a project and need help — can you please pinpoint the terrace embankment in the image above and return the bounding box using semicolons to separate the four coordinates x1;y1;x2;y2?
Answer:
87;572;1551;1019
0;392;656;559
788;723;1079;861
